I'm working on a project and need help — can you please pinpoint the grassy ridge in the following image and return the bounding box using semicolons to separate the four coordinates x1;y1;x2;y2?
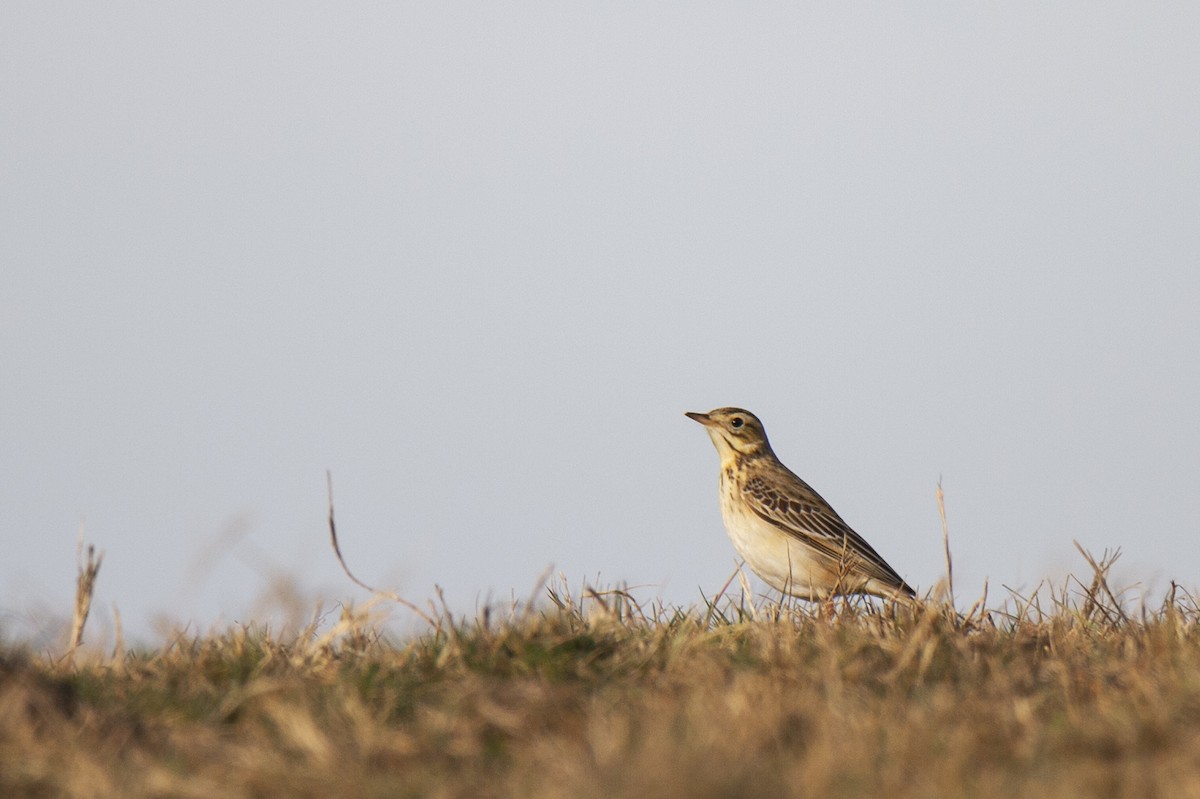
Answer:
5;578;1200;798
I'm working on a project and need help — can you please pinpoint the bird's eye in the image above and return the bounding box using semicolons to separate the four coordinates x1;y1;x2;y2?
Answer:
731;417;744;429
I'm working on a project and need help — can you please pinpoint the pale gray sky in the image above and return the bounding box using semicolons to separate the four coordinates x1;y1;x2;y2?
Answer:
3;4;1198;642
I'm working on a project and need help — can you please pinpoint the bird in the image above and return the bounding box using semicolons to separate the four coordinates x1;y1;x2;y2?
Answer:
686;407;915;601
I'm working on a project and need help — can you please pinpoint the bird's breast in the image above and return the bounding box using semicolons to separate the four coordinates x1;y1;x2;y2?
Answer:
716;463;838;598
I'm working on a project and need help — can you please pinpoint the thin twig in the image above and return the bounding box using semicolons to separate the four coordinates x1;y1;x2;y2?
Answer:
326;470;437;628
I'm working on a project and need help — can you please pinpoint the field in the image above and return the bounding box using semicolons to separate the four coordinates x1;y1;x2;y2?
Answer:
5;548;1200;799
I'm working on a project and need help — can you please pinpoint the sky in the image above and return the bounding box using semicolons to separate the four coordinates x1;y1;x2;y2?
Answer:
3;3;1198;645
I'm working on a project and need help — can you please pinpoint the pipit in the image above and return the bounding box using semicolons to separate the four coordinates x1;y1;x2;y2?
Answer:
687;407;915;600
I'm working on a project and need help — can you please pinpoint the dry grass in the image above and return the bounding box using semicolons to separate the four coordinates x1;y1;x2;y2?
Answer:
6;554;1200;799
66;536;102;659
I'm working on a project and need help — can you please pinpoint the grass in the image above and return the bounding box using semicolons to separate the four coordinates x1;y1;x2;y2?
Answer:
7;554;1200;799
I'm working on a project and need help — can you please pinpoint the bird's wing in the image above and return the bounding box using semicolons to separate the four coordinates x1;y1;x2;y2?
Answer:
741;469;911;593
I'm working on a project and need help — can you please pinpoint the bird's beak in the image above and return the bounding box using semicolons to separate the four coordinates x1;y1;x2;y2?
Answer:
685;411;715;427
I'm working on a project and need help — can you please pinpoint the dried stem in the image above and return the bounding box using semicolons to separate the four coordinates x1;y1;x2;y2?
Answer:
937;478;954;605
68;534;103;657
326;470;438;627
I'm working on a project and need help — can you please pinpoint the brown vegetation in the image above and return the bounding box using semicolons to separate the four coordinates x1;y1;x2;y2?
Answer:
5;555;1200;798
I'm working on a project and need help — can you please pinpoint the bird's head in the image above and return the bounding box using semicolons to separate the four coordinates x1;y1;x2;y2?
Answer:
685;407;774;461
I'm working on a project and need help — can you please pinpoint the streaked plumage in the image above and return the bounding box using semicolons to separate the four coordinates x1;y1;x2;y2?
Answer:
687;407;914;600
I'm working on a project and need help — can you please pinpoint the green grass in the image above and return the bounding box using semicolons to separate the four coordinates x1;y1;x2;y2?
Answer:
5;573;1200;798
